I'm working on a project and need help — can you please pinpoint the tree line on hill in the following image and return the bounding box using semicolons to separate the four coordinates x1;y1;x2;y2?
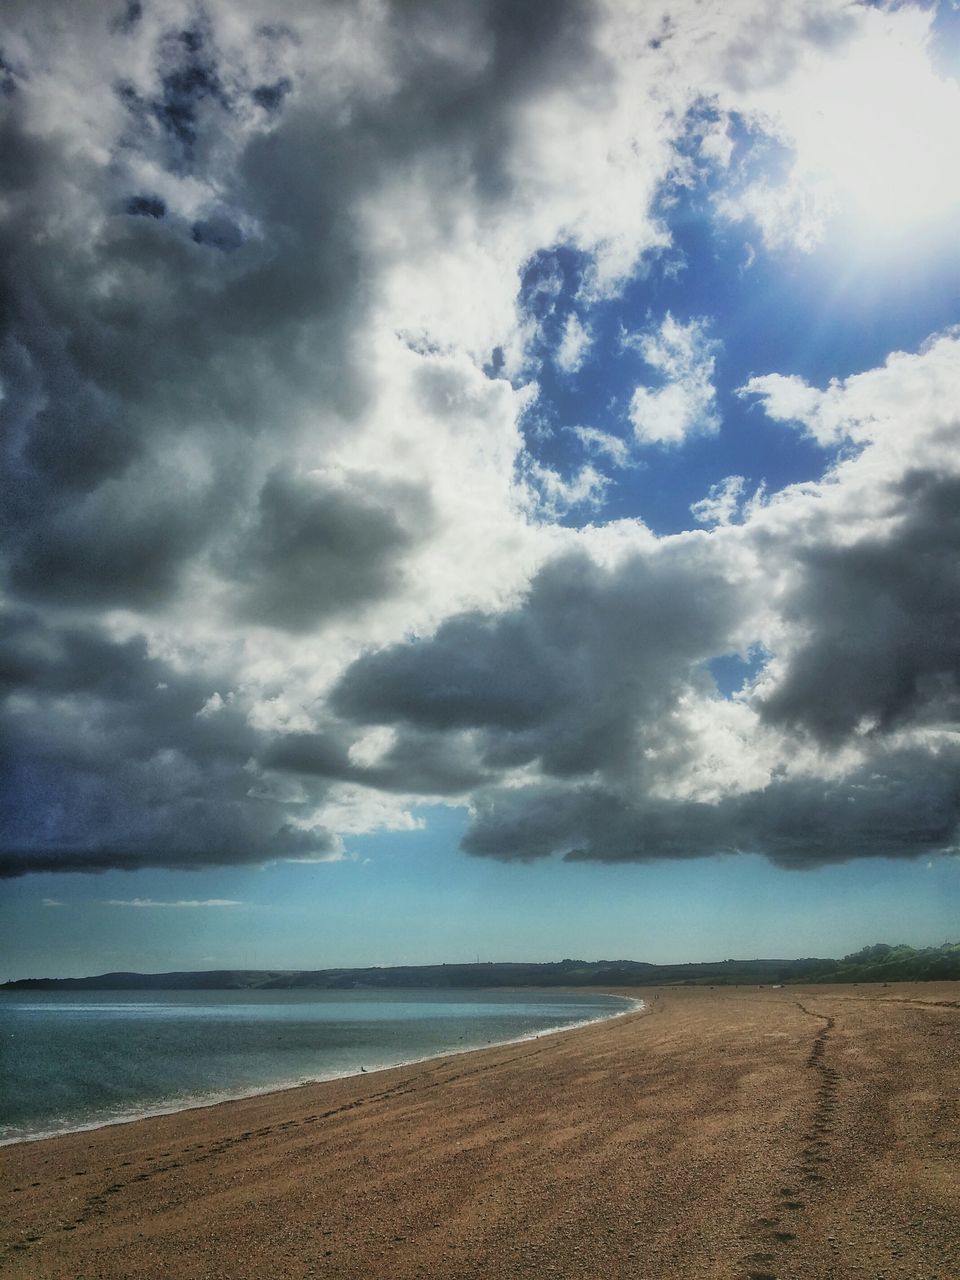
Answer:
3;942;957;990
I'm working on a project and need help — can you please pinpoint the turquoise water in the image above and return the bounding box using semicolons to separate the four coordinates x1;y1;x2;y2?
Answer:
0;989;632;1144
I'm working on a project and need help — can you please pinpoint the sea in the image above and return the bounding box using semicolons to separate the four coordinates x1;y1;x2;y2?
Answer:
0;988;635;1145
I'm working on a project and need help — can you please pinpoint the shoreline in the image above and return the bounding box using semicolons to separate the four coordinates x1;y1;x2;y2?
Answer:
2;982;957;1279
0;990;644;1149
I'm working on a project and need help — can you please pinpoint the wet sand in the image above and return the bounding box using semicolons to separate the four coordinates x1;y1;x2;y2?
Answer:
2;983;957;1279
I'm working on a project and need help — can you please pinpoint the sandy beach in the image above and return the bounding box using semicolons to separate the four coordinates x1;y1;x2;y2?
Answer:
2;983;957;1279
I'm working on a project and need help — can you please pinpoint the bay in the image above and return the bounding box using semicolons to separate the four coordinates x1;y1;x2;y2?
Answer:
0;988;634;1144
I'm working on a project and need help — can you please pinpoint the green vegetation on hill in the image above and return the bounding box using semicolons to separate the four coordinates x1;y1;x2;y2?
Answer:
809;941;960;984
3;943;957;990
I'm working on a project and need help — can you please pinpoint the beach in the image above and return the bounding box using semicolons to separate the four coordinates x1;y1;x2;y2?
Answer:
2;983;957;1280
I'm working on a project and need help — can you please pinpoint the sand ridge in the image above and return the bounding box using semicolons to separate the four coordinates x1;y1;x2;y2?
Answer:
2;983;957;1279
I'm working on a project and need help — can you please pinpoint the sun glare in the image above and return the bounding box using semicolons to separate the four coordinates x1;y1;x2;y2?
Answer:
772;19;960;239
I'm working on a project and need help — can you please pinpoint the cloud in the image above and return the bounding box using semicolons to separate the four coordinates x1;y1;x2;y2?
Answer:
0;610;342;878
1;0;958;881
627;315;720;446
736;333;960;749
716;5;960;249
738;372;851;446
525;462;610;517
224;467;434;631
460;739;960;869
104;898;245;908
691;475;747;527
554;313;592;374
331;543;748;780
751;469;960;744
325;327;960;869
264;725;490;799
741;330;960;447
573;426;634;469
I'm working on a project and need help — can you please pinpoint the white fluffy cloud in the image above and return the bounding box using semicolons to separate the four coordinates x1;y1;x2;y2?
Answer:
573;426;634;469
741;330;960;451
691;475;747;527
554;313;592;374
627;315;720;446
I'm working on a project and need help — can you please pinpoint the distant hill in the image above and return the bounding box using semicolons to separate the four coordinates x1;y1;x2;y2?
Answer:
809;941;960;984
3;944;957;990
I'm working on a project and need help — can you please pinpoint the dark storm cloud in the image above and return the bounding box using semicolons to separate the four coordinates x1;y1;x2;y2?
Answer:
332;611;565;732
353;0;604;203
7;474;216;609
333;544;744;777
251;78;292;113
0;610;172;699
0;612;339;878
0;0;612;875
1;309;139;497
191;214;243;251
756;469;960;743
1;16;361;619
3;0;957;882
461;743;960;868
0;612;258;778
261;731;355;781
111;1;143;37
365;728;491;796
0;818;341;879
227;468;434;631
332;515;960;867
126;194;167;218
460;784;732;864
738;745;960;868
265;726;489;796
1;0;603;625
117;20;229;170
0;114;366;479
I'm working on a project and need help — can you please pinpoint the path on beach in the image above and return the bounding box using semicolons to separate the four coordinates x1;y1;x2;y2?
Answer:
2;983;957;1280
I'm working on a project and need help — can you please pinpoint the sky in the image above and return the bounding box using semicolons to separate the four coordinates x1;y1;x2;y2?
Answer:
2;0;959;980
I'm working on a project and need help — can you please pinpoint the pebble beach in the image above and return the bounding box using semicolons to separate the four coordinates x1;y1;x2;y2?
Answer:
2;983;957;1280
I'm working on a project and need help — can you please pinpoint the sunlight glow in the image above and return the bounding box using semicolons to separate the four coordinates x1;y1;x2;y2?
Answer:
801;29;960;231
742;13;960;246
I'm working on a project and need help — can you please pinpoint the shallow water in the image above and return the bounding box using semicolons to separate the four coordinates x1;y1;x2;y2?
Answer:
0;988;633;1144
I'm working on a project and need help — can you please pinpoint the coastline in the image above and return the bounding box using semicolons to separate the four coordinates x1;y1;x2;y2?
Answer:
2;983;957;1279
0;991;643;1149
